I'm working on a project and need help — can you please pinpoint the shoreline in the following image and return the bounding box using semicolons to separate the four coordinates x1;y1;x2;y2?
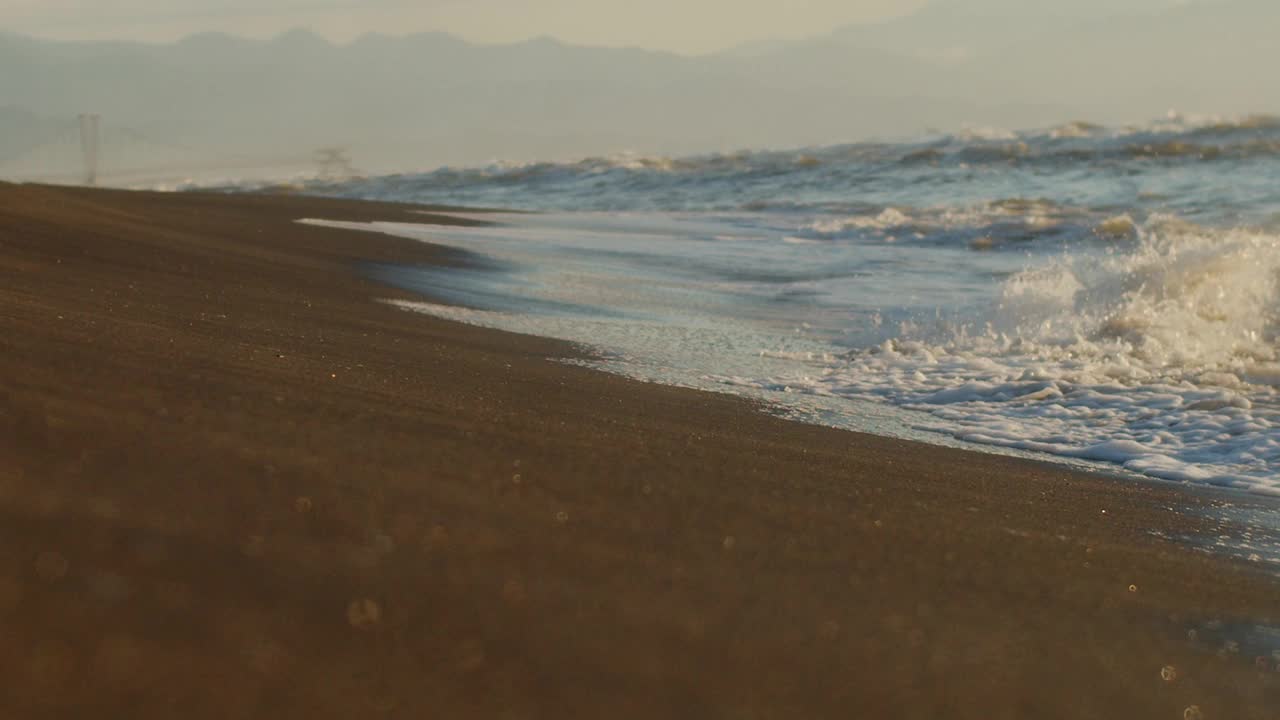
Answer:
2;183;1277;718
384;293;1268;506
325;211;1280;500
353;219;1280;533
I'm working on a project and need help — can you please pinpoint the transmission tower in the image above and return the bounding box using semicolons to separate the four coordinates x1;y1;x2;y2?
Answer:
78;113;101;186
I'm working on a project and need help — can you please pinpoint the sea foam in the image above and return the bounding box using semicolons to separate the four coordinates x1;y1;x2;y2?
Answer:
721;218;1280;492
311;208;1280;495
287;112;1280;496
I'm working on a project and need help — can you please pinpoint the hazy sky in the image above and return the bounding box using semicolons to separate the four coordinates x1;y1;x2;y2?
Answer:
0;0;934;54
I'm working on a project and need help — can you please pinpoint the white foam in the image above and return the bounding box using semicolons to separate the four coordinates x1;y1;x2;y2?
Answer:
957;126;1019;142
796;200;1083;242
724;219;1280;492
312;212;1280;495
805;208;913;236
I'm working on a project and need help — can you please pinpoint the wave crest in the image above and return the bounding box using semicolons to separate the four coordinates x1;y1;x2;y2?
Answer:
734;218;1280;489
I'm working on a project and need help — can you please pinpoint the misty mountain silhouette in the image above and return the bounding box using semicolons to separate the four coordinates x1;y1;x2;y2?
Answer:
0;0;1274;179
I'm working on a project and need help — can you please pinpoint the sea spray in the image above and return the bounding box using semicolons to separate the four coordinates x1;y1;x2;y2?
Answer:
730;218;1280;489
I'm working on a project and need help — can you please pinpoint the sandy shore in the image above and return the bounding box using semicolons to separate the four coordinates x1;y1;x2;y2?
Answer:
1;183;1277;718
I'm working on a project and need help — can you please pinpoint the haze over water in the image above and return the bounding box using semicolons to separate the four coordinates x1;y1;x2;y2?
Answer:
288;115;1280;493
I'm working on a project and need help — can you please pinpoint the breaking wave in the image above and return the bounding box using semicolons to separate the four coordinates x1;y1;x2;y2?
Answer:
221;111;1280;490
208;112;1280;216
725;217;1280;491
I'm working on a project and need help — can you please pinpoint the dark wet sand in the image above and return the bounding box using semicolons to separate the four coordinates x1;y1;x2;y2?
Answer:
1;183;1277;719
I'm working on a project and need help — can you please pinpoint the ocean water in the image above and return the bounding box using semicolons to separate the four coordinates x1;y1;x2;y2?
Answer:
279;113;1280;498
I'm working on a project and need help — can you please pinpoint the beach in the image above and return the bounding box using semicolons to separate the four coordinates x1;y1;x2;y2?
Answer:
1;182;1277;718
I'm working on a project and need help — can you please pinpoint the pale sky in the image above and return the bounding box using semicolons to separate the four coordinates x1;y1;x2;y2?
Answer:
0;0;934;54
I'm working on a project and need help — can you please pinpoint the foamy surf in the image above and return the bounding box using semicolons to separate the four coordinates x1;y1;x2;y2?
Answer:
719;218;1280;492
305;206;1280;498
286;113;1280;500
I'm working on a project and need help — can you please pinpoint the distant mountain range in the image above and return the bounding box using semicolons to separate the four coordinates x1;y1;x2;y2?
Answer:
0;0;1275;183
